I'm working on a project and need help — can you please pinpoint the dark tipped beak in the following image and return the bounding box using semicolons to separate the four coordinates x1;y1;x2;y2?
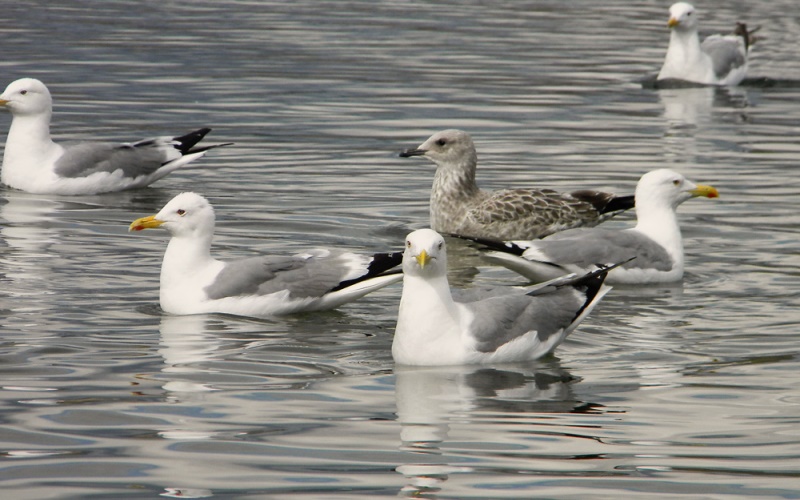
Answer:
399;148;427;158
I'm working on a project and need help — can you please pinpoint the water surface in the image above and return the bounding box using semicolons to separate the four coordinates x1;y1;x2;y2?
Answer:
1;0;799;498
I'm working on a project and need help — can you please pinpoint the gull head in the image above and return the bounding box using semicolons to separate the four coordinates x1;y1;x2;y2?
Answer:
399;129;477;170
635;169;718;212
129;192;216;238
0;78;53;117
403;228;448;278
667;2;698;31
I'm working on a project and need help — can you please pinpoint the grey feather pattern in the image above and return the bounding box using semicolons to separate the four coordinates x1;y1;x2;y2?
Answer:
54;141;172;178
540;228;673;271
452;287;582;353
701;35;746;78
204;251;375;300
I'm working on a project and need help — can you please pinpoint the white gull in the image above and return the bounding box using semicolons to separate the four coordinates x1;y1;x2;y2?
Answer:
0;78;230;195
470;169;719;285
393;228;616;366
130;192;403;317
657;2;752;86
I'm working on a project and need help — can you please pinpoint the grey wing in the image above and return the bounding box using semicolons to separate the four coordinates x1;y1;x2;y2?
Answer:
54;139;175;179
205;251;370;300
204;255;300;299
701;35;746;78
454;288;583;353
536;229;673;271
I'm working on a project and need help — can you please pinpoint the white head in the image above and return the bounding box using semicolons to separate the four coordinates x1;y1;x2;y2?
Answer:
635;169;718;213
0;78;53;117
667;2;698;32
399;129;477;169
403;228;448;278
129;192;216;239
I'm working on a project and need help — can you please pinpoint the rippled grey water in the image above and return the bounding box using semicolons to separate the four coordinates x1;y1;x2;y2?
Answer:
1;0;799;498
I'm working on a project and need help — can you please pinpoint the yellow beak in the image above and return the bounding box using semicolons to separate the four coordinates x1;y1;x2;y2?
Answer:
129;215;165;232
0;99;9;106
667;17;679;28
690;184;719;199
415;249;430;269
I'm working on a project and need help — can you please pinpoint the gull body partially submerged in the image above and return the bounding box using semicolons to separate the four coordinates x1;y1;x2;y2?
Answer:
657;2;752;86
472;169;719;285
400;129;635;240
0;78;230;194
130;192;402;317
393;229;617;366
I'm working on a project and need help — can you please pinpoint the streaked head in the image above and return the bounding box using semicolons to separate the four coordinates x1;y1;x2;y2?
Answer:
399;129;477;170
0;78;53;116
403;228;448;277
129;192;216;238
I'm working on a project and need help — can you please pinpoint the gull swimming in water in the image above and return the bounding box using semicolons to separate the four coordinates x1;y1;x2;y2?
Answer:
130;192;403;317
657;2;752;86
466;169;719;285
399;129;634;240
393;228;617;366
0;78;231;195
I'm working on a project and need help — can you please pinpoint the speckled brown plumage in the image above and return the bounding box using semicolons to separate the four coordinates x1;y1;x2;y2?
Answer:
400;129;634;240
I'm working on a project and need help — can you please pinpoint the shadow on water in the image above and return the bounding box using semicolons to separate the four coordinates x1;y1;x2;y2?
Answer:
640;74;800;89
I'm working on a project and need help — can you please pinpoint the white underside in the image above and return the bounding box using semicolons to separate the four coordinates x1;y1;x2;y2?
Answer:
2;151;205;195
161;271;402;317
659;59;747;86
658;31;747;86
484;251;683;285
393;274;611;366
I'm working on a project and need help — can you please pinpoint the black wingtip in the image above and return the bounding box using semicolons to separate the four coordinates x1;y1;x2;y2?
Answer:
449;233;527;256
174;128;212;153
367;251;404;275
569;190;635;215
172;128;233;156
540;257;634;323
574;256;634;289
735;22;761;50
327;251;403;293
601;194;635;214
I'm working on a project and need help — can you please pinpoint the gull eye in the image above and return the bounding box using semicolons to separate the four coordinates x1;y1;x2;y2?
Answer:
436;138;447;146
438;241;444;250
672;179;681;186
406;240;411;248
177;209;186;216
20;90;27;95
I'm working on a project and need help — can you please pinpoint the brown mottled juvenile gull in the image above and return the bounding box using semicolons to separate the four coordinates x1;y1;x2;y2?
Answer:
657;2;752;86
393;228;617;366
468;169;719;285
130;192;403;317
0;78;231;195
399;129;634;240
